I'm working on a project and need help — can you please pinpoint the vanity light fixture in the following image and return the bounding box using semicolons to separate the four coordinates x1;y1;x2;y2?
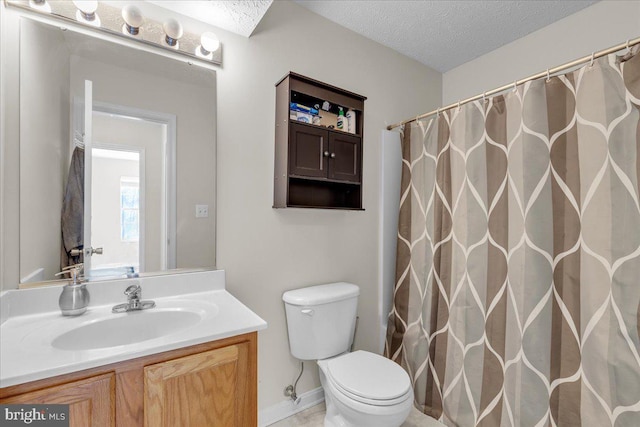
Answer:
163;18;183;48
121;4;143;36
72;0;100;27
28;0;51;13
196;31;220;59
6;0;222;66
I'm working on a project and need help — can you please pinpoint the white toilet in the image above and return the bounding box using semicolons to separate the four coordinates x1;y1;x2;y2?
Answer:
283;282;414;427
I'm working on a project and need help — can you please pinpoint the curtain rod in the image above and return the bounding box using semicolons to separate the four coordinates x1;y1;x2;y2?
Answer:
387;36;640;131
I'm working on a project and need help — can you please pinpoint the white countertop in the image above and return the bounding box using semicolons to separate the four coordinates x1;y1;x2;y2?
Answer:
0;270;267;388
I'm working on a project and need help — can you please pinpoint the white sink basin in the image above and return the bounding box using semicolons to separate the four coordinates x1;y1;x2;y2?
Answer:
52;309;206;351
1;270;268;389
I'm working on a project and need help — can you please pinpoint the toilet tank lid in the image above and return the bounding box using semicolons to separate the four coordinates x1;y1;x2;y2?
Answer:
282;282;359;306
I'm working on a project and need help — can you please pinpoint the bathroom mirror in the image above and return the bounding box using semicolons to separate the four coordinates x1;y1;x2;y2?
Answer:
17;17;217;284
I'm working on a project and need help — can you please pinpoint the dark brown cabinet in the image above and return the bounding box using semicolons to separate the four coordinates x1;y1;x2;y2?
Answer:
274;72;366;209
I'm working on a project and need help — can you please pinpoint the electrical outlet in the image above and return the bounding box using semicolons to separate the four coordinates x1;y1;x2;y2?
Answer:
195;204;209;218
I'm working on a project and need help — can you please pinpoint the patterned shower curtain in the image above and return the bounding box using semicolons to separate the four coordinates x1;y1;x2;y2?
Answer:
385;47;640;426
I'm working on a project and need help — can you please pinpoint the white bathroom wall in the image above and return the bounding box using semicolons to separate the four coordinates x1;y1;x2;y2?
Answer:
211;1;441;410
443;0;640;104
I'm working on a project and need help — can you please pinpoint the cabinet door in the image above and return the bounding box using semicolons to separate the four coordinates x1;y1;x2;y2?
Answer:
144;343;251;427
328;132;361;183
0;373;115;427
289;122;328;178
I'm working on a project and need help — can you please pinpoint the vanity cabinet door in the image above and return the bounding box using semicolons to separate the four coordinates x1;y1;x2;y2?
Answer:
0;373;115;427
144;342;252;427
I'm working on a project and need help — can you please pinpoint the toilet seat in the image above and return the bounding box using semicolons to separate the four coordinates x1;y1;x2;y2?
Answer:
324;351;412;407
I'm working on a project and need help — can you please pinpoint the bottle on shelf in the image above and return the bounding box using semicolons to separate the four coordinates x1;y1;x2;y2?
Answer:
337;107;345;130
346;109;355;134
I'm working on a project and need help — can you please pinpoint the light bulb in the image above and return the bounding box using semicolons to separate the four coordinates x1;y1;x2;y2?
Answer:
200;32;220;55
122;4;143;36
163;18;183;48
73;0;100;26
29;0;51;13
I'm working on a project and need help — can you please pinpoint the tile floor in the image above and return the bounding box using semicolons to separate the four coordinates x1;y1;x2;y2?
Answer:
270;402;444;426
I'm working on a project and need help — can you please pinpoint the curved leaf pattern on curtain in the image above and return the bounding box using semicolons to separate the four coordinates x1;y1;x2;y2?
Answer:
385;47;640;427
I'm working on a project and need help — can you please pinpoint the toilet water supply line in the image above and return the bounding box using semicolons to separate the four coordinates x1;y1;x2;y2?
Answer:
285;362;304;404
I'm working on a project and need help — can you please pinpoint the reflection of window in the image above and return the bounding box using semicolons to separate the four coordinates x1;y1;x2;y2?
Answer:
120;177;139;242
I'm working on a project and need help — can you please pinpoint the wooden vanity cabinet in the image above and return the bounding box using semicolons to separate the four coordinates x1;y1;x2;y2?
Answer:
274;72;366;209
0;332;257;427
145;343;251;426
0;373;115;427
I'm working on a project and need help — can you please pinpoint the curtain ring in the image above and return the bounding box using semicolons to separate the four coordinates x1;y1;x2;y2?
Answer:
457;100;461;110
436;108;440;117
546;69;550;82
590;52;595;67
482;91;487;103
626;39;631;54
513;81;517;92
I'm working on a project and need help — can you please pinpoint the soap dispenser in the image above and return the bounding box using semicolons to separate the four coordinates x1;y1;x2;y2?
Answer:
55;264;90;316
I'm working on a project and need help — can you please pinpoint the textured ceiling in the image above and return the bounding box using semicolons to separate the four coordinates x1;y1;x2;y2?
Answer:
145;1;598;70
146;0;273;37
295;0;598;72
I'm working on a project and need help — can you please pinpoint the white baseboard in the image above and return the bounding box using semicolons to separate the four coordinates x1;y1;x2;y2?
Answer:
258;387;325;427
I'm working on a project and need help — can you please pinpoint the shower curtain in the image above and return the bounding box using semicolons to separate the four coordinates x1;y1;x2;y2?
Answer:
385;47;640;426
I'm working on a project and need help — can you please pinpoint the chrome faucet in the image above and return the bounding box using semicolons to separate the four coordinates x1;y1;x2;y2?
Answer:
112;284;155;313
55;264;90;316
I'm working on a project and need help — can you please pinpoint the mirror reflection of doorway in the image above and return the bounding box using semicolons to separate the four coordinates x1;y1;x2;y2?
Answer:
90;146;143;275
72;94;176;279
88;110;173;278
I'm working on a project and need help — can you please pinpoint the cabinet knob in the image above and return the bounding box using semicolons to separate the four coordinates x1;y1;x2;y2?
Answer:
324;151;330;157
330;153;336;158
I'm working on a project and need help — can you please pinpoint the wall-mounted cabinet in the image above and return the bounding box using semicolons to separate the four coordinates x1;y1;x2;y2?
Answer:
274;72;366;209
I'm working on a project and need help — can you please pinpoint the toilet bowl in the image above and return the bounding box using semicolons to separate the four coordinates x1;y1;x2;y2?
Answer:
282;283;415;427
318;351;414;427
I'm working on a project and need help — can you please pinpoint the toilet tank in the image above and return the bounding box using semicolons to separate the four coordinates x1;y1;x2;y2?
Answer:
283;282;359;360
